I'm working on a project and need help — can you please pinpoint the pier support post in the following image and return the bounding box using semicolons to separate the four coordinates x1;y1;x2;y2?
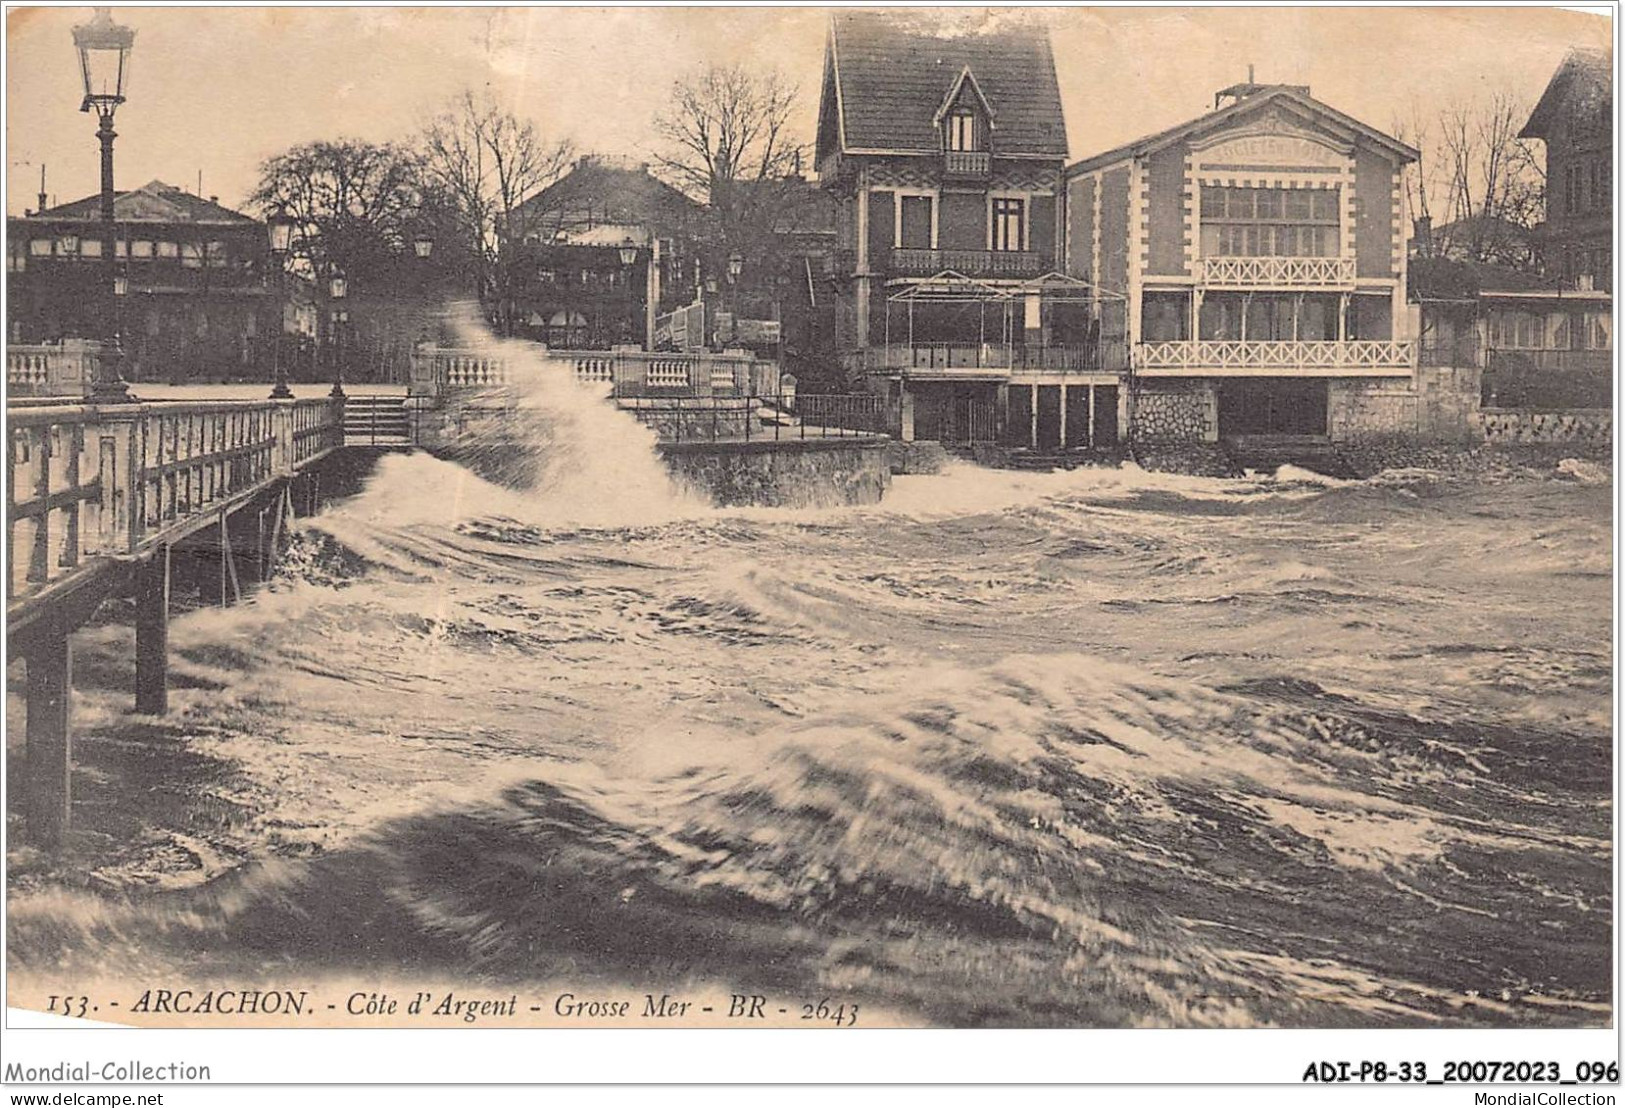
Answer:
135;543;171;715
24;619;72;848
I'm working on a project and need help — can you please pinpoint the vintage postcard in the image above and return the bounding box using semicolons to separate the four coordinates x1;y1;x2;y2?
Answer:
1;1;1616;1092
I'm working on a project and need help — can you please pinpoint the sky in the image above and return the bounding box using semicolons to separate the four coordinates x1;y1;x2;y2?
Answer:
4;4;1613;217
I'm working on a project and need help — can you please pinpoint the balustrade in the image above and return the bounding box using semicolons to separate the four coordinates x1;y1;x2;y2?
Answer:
409;346;782;398
1198;256;1356;287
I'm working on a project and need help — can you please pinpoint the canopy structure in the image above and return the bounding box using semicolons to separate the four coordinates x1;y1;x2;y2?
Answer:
882;270;1127;353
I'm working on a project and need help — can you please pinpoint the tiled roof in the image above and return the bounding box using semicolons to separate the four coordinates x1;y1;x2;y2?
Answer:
1409;257;1563;301
827;11;1067;157
515;158;701;231
1520;46;1612;139
33;180;257;224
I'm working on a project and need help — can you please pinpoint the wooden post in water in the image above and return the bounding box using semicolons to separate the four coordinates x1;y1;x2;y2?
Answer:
24;619;72;847
134;543;171;715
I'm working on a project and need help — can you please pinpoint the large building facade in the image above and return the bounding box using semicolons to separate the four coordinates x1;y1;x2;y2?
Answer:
7;180;283;383
1521;47;1612;292
1066;81;1421;444
817;11;1112;447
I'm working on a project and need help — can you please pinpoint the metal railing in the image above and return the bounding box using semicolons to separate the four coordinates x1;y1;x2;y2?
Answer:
1198;256;1356;287
621;393;894;445
842;342;1129;376
1485;348;1613;374
1136;339;1416;372
6;397;342;604
887;248;1047;279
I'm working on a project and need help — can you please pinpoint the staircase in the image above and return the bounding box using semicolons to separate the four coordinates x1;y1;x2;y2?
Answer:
343;393;413;447
1222;435;1356;478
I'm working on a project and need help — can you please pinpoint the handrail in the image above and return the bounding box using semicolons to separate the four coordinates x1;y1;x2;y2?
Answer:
7;396;342;605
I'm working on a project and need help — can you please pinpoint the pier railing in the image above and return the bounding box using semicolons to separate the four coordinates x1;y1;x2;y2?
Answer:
410;345;785;399
7;397;342;603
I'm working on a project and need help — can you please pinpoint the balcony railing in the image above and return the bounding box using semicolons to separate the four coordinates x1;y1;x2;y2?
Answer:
888;248;1046;279
1136;339;1416;374
842;342;1129;377
1198;255;1356;287
943;150;991;180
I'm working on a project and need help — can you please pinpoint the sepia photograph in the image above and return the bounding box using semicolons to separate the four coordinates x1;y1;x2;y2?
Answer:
0;0;1617;1090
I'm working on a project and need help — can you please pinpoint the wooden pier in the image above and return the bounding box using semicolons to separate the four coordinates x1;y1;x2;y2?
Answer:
6;396;344;846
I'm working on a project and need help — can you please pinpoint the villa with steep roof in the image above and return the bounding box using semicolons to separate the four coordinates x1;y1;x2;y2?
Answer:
817;10;1115;448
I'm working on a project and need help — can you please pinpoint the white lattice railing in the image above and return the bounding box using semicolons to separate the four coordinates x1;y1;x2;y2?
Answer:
1199;256;1357;287
1136;339;1416;372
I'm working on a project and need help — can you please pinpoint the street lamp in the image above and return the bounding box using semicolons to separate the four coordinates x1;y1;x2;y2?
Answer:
73;6;136;403
327;269;347;399
266;202;296;398
413;232;435;260
727;253;744;284
618;238;639;343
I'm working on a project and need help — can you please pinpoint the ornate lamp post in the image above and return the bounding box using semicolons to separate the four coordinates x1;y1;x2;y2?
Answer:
327;270;348;399
73;6;136;403
266;203;296;398
619;237;639;344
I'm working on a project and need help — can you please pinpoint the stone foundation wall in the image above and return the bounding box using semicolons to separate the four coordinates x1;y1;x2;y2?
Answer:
1480;408;1612;445
660;438;892;507
1327;380;1418;442
1415;364;1484;444
1133;382;1216;443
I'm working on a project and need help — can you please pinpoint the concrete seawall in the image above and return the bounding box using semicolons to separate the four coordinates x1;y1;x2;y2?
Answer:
658;437;892;508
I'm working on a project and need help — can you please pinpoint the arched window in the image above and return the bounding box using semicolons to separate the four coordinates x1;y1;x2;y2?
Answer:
947;108;977;152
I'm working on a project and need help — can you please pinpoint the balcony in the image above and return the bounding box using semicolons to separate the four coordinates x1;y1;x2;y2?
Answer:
888;248;1046;279
1199;255;1356;288
1135;339;1416;377
943;150;990;181
842;342;1129;379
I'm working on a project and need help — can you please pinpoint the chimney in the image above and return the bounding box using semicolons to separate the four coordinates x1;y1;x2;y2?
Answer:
1412;215;1433;257
37;165;47;215
209;195;219;205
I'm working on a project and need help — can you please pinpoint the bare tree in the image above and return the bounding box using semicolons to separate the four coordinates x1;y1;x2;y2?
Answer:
419;90;575;335
251;139;425;286
1429;91;1544;267
651;63;808;292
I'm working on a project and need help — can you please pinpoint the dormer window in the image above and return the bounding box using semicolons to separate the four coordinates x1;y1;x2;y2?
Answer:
948;108;977;152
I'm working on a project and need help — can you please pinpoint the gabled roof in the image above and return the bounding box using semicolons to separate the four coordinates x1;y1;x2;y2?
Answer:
1520;47;1612;139
514;157;701;234
933;65;996;130
1067;85;1418;175
27;180;257;224
821;10;1067;160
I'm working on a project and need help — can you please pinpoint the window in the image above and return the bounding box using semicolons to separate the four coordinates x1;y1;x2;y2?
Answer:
80;239;102;258
992;197;1026;252
1200;186;1339;257
29;239;53;256
156;241;179;259
131;240;153;258
1564;165;1582;215
206;241;228;268
115;240;127;258
898;194;934;248
948;109;977;152
181;243;204;268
